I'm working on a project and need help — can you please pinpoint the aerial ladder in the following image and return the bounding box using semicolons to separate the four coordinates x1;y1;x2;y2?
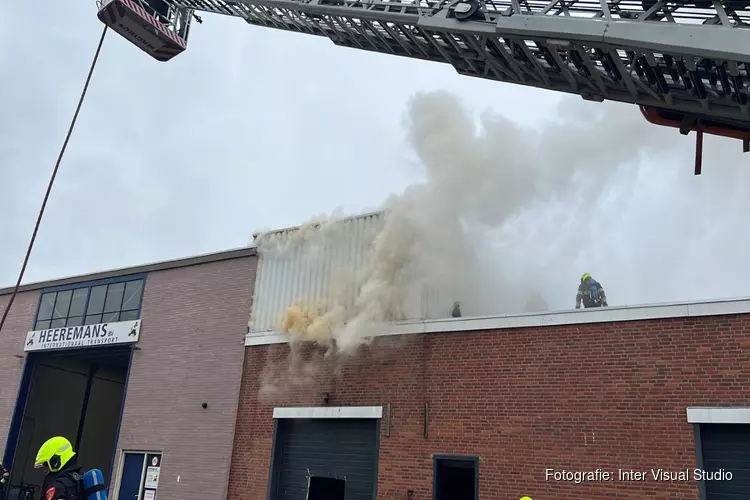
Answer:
97;0;750;173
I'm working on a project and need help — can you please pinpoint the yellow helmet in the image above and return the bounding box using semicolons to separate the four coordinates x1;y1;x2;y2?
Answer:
34;436;76;473
581;272;592;282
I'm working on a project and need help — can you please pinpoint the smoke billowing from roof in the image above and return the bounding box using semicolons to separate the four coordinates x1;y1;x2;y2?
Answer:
256;90;750;354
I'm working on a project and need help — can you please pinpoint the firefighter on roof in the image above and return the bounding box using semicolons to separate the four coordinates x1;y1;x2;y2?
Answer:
576;273;608;309
35;436;84;500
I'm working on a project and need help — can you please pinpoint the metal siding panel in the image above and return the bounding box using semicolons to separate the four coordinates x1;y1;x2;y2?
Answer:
700;424;750;499
424;286;452;320
248;211;462;332
274;419;378;500
249;213;388;333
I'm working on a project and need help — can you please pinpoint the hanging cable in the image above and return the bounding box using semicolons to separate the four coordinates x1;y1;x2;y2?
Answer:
0;26;108;335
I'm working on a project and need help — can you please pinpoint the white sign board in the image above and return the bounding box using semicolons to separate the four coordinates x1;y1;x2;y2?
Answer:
143;490;156;500
24;320;142;352
145;466;160;489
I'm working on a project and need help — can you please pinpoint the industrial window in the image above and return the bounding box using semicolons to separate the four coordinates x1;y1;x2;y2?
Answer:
34;277;145;331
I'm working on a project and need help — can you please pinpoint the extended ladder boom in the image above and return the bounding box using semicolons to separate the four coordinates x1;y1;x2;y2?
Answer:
170;0;750;126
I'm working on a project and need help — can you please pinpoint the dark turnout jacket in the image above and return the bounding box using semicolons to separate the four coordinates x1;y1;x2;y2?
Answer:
576;278;608;308
42;460;83;500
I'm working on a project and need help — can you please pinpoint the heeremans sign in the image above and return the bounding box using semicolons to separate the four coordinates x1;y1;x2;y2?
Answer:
24;320;142;352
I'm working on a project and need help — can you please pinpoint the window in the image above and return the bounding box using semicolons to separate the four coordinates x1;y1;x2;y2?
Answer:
34;277;145;331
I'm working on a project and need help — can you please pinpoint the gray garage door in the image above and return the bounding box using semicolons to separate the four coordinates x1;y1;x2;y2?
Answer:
270;418;380;500
701;424;750;500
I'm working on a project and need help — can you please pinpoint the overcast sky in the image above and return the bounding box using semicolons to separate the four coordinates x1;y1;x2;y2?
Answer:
3;1;750;309
0;0;565;286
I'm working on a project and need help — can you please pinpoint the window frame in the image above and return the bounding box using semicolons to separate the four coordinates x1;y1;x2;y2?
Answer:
113;450;164;500
32;273;147;331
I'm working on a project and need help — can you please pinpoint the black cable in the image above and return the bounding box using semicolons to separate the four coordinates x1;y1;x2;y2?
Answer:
0;26;108;335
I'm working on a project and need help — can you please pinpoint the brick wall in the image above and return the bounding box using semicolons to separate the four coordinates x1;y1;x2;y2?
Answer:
0;291;37;458
112;255;256;500
228;314;750;500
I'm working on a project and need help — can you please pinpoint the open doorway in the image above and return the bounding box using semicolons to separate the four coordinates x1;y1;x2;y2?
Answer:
433;456;478;500
4;347;131;500
307;476;345;500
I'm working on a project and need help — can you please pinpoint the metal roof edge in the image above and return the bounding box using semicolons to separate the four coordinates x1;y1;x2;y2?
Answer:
244;296;750;346
250;210;386;242
0;246;257;296
414;296;750;333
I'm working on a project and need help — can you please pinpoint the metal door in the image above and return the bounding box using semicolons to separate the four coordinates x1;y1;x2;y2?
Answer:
116;454;145;500
271;418;379;500
700;424;750;500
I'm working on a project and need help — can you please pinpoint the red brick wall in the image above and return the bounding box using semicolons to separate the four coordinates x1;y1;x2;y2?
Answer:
0;291;37;457
113;255;256;500
228;314;750;500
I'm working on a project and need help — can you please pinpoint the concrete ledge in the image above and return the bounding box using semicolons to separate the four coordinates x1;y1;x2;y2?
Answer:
687;407;750;424
245;296;750;347
245;332;288;346
273;406;383;419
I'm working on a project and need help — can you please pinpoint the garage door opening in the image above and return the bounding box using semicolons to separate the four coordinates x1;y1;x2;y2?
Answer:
268;417;379;500
698;423;750;499
5;348;131;500
308;476;345;500
434;456;478;500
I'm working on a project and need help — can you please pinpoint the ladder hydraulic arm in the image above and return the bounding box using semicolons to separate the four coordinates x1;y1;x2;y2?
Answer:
99;0;750;171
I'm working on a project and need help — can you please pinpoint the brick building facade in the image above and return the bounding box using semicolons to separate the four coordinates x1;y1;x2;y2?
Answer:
3;234;749;500
229;302;750;500
0;292;37;457
0;248;256;500
110;252;256;500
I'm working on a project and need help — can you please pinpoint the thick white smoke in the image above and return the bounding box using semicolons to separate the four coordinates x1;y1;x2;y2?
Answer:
256;89;750;354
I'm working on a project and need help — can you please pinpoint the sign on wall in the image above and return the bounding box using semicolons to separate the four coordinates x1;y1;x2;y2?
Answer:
143;453;161;500
24;319;142;352
145;455;160;489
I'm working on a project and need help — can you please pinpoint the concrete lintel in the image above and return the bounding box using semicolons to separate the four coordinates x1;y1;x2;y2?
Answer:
273;406;383;419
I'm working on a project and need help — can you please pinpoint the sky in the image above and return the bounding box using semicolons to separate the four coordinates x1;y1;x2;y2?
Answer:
0;0;562;286
2;1;750;309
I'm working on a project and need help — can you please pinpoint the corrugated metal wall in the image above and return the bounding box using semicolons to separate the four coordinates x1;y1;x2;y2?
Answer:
248;212;450;333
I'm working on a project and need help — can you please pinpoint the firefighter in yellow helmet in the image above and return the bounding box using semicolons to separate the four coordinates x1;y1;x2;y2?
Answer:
576;272;608;309
35;437;84;500
0;460;9;497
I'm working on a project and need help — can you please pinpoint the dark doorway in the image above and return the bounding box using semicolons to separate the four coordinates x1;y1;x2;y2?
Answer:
4;347;131;500
433;456;478;500
307;476;345;500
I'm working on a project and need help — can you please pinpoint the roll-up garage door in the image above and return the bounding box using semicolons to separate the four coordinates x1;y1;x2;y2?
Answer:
270;418;380;500
700;423;750;499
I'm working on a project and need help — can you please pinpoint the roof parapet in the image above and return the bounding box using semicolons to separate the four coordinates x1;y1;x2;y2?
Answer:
0;246;256;296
